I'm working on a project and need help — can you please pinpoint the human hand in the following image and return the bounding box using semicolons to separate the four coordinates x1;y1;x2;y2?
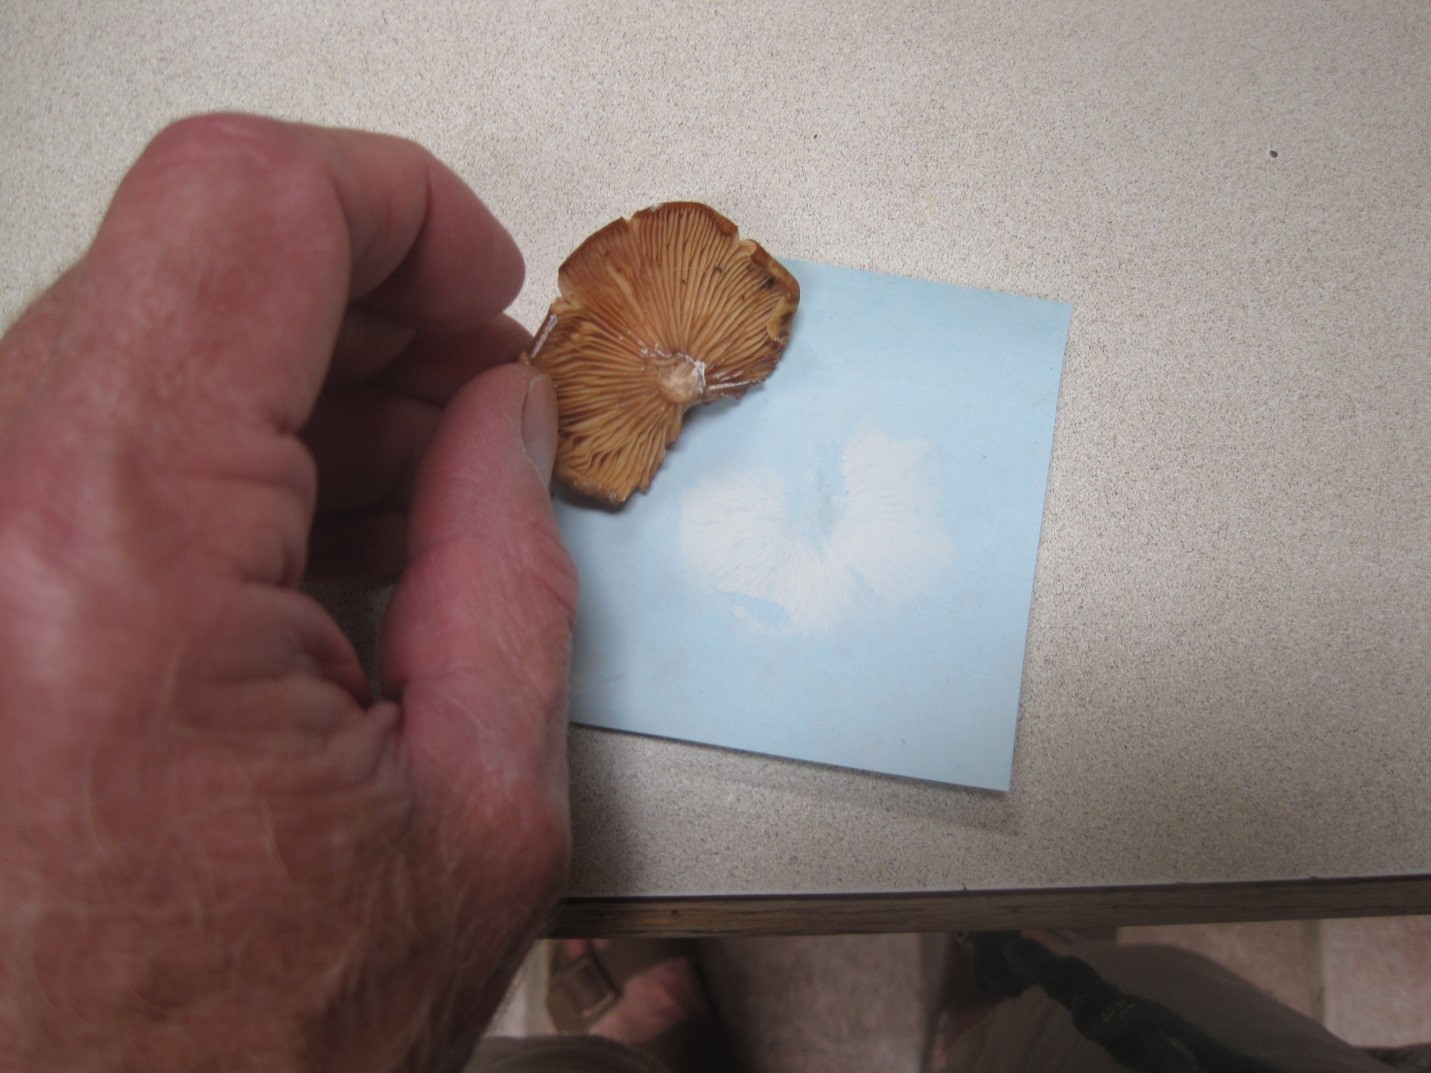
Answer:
0;115;577;1072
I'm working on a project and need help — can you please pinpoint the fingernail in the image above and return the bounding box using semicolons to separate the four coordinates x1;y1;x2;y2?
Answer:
522;374;558;486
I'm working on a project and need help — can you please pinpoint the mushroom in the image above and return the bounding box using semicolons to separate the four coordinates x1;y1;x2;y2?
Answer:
521;202;800;505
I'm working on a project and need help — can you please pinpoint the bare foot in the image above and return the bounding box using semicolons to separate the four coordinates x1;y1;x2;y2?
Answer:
558;940;711;1049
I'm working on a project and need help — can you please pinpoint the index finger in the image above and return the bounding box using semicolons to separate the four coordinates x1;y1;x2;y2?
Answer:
60;113;523;435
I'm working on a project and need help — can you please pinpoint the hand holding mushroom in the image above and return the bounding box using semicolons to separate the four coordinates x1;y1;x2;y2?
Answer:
0;116;575;1072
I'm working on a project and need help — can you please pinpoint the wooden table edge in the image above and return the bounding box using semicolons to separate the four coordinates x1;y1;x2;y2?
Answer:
550;874;1431;937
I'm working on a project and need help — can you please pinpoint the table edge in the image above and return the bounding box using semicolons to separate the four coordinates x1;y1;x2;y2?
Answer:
551;874;1431;937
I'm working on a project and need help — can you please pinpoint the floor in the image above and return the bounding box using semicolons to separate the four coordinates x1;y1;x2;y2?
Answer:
484;916;1431;1070
1120;917;1431;1047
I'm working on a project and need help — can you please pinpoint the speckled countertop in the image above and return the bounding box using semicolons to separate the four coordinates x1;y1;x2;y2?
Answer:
2;1;1427;898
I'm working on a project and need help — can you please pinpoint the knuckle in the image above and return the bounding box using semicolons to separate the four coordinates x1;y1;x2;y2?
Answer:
144;113;287;176
136;113;333;232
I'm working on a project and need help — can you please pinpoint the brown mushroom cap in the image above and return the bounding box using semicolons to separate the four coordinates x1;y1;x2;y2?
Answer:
521;202;800;505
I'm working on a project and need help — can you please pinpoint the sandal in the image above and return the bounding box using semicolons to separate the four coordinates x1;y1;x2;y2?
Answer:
546;939;745;1073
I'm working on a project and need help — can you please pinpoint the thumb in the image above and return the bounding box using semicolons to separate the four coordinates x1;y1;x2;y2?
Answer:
381;363;577;824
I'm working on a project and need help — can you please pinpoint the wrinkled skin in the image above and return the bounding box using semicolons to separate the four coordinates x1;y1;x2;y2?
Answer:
0;115;578;1072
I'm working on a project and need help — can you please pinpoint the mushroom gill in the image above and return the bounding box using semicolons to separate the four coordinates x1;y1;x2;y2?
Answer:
521;202;800;505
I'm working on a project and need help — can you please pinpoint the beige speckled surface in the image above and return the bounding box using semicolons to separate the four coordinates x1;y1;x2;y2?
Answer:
2;1;1427;898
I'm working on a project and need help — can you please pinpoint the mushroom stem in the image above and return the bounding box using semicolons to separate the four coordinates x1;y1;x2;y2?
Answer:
652;351;707;406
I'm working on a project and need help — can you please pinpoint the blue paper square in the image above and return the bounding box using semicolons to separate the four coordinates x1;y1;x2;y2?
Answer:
556;259;1071;790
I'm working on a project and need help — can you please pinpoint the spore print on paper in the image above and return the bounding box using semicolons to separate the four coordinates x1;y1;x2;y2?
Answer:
679;429;955;634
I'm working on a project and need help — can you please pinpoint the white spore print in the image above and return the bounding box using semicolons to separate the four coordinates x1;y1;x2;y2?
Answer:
679;429;955;634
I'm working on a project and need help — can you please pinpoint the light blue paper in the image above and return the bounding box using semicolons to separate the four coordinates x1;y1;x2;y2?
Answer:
556;259;1071;790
